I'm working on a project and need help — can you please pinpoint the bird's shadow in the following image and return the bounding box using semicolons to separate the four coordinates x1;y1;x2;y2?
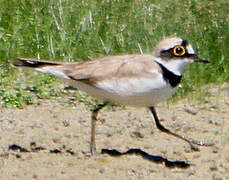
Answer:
7;144;190;168
101;148;190;168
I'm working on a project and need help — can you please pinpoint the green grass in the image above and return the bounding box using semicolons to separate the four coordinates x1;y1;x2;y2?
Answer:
0;0;228;107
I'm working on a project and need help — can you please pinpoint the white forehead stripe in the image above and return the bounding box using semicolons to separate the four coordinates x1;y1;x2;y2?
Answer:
186;44;195;54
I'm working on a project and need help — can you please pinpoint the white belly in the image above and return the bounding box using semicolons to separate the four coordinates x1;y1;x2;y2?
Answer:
70;77;176;107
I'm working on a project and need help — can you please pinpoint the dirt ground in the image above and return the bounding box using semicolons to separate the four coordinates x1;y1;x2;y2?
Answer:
0;83;228;180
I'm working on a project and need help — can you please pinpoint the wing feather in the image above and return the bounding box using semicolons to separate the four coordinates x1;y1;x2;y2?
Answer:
64;54;161;84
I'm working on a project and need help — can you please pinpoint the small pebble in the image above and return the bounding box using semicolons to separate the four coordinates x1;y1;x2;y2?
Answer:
208;120;213;124
15;154;21;158
32;174;38;179
209;164;218;171
210;105;217;109
132;131;144;138
52;138;61;144
204;99;210;103
30;142;36;147
183;108;198;115
62;120;70;127
212;147;219;153
99;168;105;174
105;132;112;137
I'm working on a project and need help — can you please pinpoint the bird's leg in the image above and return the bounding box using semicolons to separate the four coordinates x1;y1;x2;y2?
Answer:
149;106;214;150
90;102;109;155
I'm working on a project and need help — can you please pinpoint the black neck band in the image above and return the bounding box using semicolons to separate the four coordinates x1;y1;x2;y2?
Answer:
156;62;182;88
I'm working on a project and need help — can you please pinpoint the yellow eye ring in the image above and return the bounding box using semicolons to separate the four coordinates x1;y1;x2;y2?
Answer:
173;46;186;56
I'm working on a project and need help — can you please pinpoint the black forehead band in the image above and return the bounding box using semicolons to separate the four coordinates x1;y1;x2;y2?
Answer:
160;39;195;58
181;39;188;47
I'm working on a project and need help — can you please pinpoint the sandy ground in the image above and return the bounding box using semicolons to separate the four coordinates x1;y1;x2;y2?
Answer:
0;83;228;180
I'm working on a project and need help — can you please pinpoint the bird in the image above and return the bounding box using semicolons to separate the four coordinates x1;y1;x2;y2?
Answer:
13;37;214;155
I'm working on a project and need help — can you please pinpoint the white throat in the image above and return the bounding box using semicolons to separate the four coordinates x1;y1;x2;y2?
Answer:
155;58;194;76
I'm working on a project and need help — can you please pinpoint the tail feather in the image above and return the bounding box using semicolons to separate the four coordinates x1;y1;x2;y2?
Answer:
12;58;70;79
13;58;62;68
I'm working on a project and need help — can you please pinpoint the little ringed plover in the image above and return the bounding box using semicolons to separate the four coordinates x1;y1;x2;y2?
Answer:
13;36;214;155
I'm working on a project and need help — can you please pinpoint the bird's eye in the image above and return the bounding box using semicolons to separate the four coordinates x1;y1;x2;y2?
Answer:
173;46;186;56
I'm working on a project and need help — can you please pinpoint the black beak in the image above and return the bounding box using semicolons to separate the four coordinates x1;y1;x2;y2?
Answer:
193;54;210;63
